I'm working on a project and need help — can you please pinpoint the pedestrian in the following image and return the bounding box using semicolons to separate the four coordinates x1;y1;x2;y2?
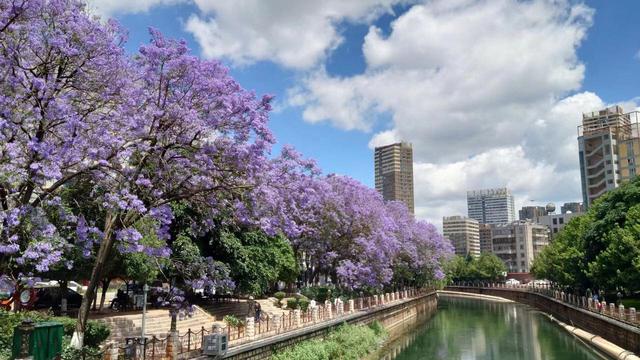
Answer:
586;288;592;300
617;290;623;306
254;301;262;322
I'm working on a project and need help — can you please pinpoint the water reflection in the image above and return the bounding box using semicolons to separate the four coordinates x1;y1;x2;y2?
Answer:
377;296;604;360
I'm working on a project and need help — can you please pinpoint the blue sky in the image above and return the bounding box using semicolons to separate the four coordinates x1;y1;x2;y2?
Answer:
91;0;640;225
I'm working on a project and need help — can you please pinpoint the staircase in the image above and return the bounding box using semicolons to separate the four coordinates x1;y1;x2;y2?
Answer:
96;305;216;343
200;300;253;321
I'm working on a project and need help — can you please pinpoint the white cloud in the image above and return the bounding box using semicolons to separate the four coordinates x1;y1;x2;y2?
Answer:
287;0;608;223
292;0;594;160
413;146;581;227
85;0;185;17
185;0;410;69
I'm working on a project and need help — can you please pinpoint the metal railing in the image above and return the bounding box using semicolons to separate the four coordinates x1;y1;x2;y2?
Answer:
99;287;433;359
449;282;639;327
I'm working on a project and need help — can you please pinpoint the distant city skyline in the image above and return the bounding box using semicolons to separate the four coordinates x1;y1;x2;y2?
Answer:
94;0;640;227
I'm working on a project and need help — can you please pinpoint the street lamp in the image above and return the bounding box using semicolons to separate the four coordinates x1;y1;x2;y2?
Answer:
141;284;149;346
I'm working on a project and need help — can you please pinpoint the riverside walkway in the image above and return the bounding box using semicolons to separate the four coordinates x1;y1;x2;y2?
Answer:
95;288;430;359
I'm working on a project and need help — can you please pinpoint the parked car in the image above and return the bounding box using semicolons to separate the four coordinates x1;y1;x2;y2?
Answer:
505;278;521;286
33;286;83;311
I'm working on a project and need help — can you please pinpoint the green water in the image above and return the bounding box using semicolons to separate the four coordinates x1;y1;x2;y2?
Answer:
377;295;606;360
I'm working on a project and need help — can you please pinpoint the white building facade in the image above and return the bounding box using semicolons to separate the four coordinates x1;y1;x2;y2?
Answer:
467;188;515;225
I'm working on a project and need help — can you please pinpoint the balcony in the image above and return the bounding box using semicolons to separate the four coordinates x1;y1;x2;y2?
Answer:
588;172;605;186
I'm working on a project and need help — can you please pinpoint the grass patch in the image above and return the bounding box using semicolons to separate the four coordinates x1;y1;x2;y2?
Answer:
272;321;387;360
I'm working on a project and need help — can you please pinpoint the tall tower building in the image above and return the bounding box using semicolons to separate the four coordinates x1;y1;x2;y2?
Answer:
467;188;515;225
374;142;414;214
578;106;640;208
443;216;480;257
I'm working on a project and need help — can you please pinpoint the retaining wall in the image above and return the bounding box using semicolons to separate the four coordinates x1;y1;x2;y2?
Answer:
446;286;640;354
202;291;437;360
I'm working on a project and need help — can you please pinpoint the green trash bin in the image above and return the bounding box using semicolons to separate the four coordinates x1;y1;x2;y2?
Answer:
12;321;63;360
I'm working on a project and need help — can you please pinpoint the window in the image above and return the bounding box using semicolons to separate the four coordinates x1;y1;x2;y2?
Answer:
553;218;557;225
608;179;613;184
553;228;558;233
559;218;564;224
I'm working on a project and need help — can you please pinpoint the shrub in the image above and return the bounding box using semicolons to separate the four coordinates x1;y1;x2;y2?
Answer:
274;291;286;302
274;291;286;307
223;315;244;328
50;316;110;348
271;323;387;360
298;298;310;312
84;321;111;348
0;310;110;357
286;299;299;310
316;287;330;303
61;346;102;360
368;321;386;337
300;287;317;301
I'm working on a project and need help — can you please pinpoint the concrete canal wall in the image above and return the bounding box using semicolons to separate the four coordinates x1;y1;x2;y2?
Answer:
446;286;640;356
208;291;437;360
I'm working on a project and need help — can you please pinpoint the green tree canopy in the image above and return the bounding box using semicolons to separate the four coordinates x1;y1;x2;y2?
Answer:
532;177;640;292
446;254;506;282
210;230;298;296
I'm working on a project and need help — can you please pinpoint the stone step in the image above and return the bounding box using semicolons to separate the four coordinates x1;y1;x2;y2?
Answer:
99;305;216;342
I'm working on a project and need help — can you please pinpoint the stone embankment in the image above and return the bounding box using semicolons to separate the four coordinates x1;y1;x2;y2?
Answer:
204;289;438;360
446;285;640;359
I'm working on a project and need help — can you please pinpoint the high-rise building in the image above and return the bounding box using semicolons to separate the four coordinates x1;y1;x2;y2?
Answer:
560;202;584;214
578;106;640;208
443;216;480;257
536;212;581;238
374;142;414;214
467;188;515;225
478;223;493;254
491;221;550;273
518;206;546;221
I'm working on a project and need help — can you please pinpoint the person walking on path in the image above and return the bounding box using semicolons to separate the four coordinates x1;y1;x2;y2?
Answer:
254;301;262;322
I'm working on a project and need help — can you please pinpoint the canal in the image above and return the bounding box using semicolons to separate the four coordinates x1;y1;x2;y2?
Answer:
376;295;607;360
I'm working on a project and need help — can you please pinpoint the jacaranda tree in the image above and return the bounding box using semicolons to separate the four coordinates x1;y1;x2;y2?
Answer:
0;0;453;350
0;0;278;347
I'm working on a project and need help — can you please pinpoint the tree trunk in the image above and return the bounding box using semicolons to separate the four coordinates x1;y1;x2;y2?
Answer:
91;292;97;311
98;278;110;311
71;212;116;349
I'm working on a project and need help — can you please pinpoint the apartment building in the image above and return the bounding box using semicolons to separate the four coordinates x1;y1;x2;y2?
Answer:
374;142;415;214
491;221;550;273
578;106;640;208
443;216;481;258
